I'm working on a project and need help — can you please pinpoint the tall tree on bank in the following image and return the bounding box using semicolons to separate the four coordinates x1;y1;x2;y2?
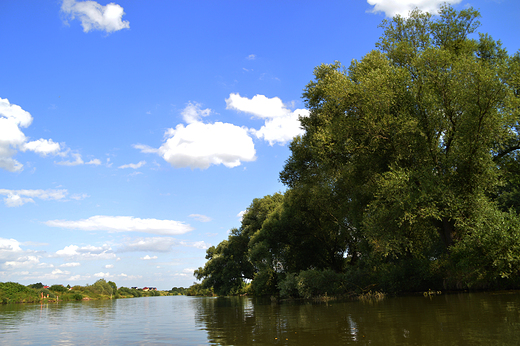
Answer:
281;5;520;262
194;6;520;295
194;194;283;295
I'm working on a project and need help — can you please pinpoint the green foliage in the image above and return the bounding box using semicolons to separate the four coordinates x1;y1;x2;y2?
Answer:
186;283;214;296
449;207;520;289
49;284;68;293
170;287;188;295
71;292;84;300
194;5;520;298
0;282;39;303
27;282;43;289
195;194;283;296
118;286;141;297
87;279;113;296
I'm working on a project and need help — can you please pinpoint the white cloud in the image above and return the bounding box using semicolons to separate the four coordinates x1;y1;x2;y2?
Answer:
55;152;101;166
0;98;87;171
0;238;47;271
237;210;246;221
0;189;68;207
118;160;146;169
132;144;159;154
60;262;81;267
366;0;462;17
118;237;178;253
61;0;130;33
68;274;91;281
181;102;211;124
225;93;309;145
4;255;41;269
0;238;23;254
179;241;210;250
0;97;31;172
94;272;111;278
136;102;256;170
86;158;101;165
22;139;61;156
141;255;158;260
226;93;288;119
189;214;212;222
45;215;194;236
3;194;34;207
246;54;256;60
55;244;116;261
105;264;114;268
70;193;90;201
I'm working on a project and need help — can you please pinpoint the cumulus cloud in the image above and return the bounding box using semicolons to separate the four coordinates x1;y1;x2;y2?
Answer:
0;189;68;207
0;238;23;255
94;272;111;278
22;139;61;156
118;237;178;253
45;215;194;236
55;244;116;261
61;0;130;33
136;102;256;170
0;97;36;171
237;210;246;221
179;241;210;250
366;0;462;17
0;238;47;271
189;214;212;222
141;255;158;260
118;160;146;169
55;152;101;166
60;262;81;267
0;97;98;171
225;93;309;145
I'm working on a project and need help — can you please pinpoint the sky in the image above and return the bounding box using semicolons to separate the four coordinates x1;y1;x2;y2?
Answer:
1;0;519;290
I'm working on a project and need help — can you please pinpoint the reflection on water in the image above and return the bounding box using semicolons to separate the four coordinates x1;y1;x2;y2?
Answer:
193;292;520;345
1;292;519;345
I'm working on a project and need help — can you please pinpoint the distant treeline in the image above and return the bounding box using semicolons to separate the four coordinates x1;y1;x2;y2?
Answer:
192;6;520;298
0;280;187;304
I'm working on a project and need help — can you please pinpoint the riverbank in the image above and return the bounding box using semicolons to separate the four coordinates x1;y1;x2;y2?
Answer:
0;280;174;304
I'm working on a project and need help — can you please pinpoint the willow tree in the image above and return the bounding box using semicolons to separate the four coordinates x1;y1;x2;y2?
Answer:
281;5;520;264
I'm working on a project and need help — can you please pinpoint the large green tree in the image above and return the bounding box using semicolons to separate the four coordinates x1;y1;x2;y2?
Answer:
194;194;283;295
281;5;520;263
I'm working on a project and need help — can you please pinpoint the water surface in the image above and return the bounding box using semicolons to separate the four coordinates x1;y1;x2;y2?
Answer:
1;292;519;345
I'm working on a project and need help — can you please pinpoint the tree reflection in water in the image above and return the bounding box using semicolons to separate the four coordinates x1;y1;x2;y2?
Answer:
194;292;520;345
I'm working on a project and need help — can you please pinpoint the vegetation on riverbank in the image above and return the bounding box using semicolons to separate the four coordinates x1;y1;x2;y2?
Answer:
0;279;179;304
192;6;520;299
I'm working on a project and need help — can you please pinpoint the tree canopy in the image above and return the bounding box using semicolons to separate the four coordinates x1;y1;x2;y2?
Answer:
194;5;520;296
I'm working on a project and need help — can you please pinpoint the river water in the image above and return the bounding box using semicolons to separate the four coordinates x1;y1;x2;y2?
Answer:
1;292;519;345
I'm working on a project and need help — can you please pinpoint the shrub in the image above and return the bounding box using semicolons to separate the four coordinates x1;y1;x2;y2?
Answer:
0;282;39;303
71;293;84;300
49;285;68;293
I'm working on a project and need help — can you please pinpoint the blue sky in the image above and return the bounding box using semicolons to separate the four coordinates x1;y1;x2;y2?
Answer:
1;0;518;290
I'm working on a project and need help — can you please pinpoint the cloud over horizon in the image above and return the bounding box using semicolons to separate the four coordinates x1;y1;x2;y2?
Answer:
45;215;194;235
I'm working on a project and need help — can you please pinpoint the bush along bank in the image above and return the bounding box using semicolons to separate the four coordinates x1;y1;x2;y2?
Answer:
0;279;172;304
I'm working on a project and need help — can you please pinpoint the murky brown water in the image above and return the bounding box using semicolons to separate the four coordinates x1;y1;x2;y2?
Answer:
1;292;519;345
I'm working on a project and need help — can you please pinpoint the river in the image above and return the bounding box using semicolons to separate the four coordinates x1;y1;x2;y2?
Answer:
1;291;519;345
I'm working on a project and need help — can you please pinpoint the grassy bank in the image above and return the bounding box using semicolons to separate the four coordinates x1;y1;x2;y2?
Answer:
0;280;175;304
